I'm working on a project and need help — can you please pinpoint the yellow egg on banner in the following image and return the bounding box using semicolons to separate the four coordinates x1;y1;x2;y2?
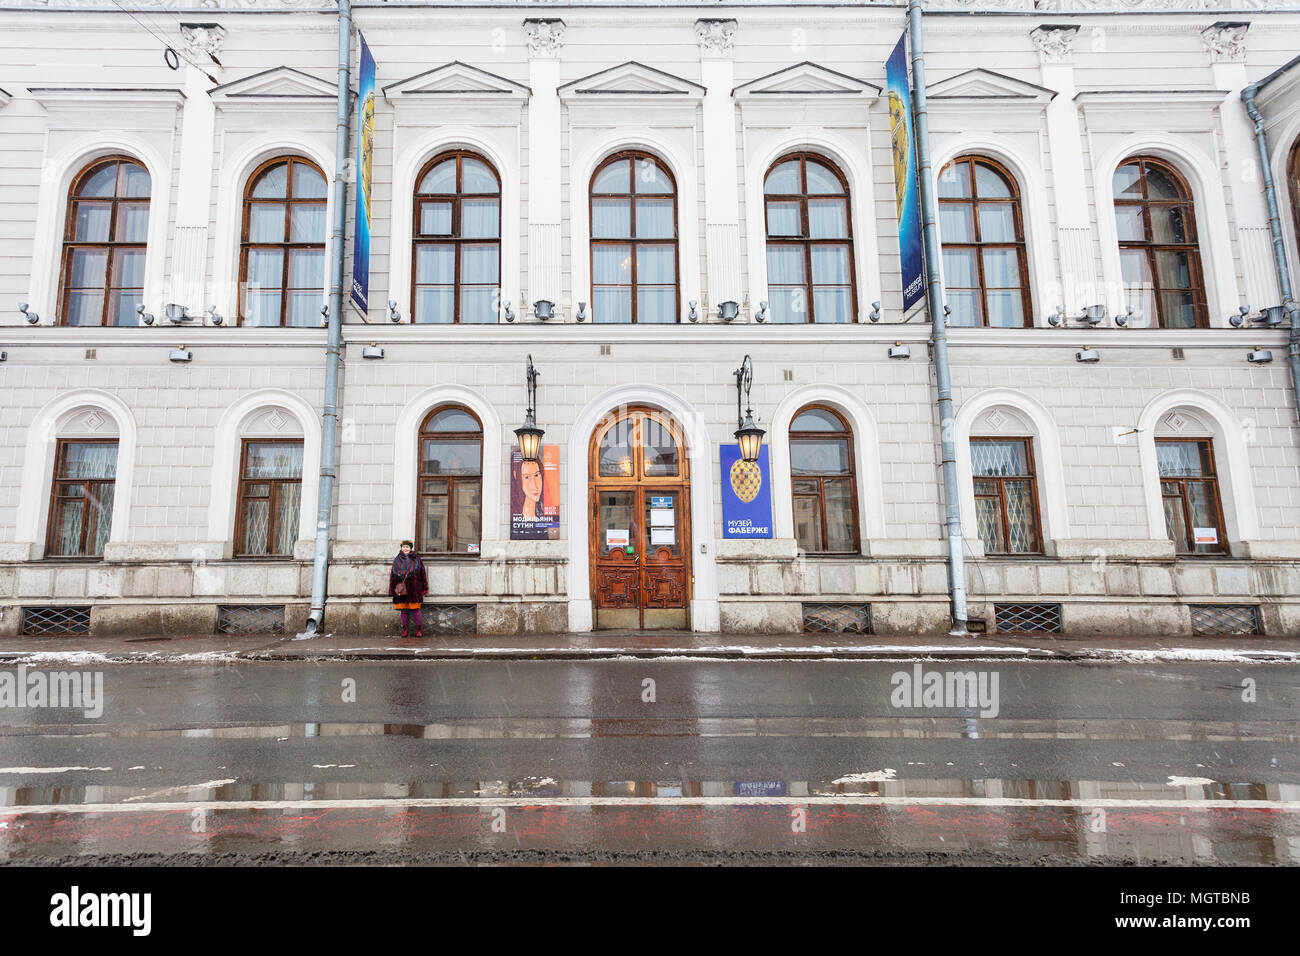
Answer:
729;458;762;504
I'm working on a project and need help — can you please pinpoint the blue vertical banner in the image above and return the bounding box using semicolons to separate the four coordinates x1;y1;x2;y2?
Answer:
886;34;925;311
350;33;375;317
720;445;774;539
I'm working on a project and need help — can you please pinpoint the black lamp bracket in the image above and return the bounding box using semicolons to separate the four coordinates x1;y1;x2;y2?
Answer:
733;354;754;431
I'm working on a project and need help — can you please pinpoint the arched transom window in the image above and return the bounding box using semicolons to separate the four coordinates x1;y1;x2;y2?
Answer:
412;151;501;324
240;157;328;327
938;157;1031;328
1113;157;1207;329
590;151;679;324
764;153;856;324
418;405;483;554
789;405;859;553
60;157;151;327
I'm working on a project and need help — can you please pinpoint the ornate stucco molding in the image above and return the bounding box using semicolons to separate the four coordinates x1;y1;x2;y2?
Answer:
695;19;737;57
1030;24;1080;64
1201;21;1249;63
523;18;566;58
180;22;226;61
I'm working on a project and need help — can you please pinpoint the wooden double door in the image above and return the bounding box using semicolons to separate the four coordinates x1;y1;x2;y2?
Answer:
589;407;691;629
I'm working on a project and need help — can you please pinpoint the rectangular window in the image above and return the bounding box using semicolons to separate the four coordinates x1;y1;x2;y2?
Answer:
46;440;118;558
1157;438;1227;555
235;439;303;557
971;437;1041;555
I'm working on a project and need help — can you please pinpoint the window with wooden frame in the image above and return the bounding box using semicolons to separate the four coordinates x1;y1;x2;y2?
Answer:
1157;438;1228;556
1113;157;1208;329
59;157;150;327
938;157;1032;328
418;406;483;554
789;406;859;554
971;437;1042;555
46;439;118;558
590;151;679;324
764;153;856;324
412;151;501;324
235;440;304;557
240;157;328;327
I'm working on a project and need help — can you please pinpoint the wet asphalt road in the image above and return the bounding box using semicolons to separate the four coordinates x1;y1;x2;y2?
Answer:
0;659;1297;865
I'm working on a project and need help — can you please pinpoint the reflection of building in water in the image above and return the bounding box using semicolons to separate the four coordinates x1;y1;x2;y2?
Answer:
2;1;1300;639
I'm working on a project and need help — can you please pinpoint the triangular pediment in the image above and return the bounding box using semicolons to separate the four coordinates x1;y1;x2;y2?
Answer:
210;67;336;101
733;62;880;99
928;69;1055;102
559;62;703;98
383;62;530;102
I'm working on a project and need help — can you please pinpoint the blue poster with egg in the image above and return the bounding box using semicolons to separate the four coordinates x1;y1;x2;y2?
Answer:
720;445;773;539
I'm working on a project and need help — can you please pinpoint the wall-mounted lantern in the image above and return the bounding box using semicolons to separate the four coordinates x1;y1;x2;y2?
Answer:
514;354;544;462
732;354;764;463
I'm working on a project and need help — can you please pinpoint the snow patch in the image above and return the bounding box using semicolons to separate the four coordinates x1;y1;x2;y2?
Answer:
311;764;357;769
0;766;112;774
1167;776;1217;787
831;769;897;784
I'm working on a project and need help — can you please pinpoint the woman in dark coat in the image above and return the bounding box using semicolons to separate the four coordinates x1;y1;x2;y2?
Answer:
389;540;429;637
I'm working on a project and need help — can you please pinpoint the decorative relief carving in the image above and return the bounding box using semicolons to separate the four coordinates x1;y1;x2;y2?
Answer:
180;22;226;60
1201;21;1249;63
695;19;737;56
523;18;566;58
1030;25;1079;64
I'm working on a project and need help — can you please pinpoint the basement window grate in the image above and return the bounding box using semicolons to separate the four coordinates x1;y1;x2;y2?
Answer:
422;603;477;634
1190;604;1261;636
995;602;1063;634
217;604;285;635
802;603;872;634
21;606;91;635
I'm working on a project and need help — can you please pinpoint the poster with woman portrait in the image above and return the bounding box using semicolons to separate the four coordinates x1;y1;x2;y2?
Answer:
510;445;560;540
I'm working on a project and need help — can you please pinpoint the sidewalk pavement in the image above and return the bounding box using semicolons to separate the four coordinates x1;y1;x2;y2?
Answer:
1;630;1298;663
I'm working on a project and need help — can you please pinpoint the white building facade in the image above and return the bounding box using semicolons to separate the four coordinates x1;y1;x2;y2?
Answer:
1;0;1299;639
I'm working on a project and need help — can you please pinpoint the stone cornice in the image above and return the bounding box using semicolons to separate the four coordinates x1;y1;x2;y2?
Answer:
1;1;1297;11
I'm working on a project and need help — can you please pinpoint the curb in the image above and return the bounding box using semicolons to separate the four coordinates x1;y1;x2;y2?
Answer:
2;646;1296;664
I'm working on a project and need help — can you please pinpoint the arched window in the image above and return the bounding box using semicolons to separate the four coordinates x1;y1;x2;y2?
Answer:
1289;139;1300;251
590;151;679;323
789;405;859;553
412;151;501;324
764;153;856;324
1113;157;1207;329
938;157;1031;328
418;405;483;554
240;157;328;327
59;157;150;326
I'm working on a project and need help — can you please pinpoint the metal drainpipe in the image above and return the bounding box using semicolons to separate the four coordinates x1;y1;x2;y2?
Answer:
1242;84;1300;426
908;0;969;635
299;0;352;638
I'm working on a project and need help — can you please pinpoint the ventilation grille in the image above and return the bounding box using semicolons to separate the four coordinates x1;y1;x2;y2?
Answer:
995;602;1063;634
1190;604;1261;636
423;603;477;634
217;604;286;635
802;603;872;634
21;606;91;635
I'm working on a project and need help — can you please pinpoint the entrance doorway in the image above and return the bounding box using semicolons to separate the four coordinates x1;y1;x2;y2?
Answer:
589;406;691;629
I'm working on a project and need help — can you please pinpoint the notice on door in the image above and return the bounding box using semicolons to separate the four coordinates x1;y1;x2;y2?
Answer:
1193;527;1219;545
650;508;674;527
650;527;674;546
605;528;630;548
